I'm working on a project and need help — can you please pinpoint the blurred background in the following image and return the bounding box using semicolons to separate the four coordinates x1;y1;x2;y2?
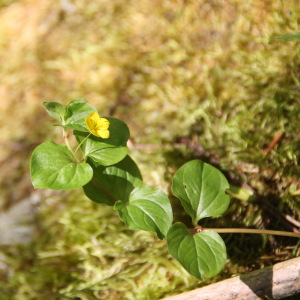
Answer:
0;0;299;299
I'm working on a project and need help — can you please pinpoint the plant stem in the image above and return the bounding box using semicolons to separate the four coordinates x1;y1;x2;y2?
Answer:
191;227;300;238
74;133;91;155
63;127;78;162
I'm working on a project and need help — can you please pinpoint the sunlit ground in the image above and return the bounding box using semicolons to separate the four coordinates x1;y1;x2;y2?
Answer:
0;0;299;299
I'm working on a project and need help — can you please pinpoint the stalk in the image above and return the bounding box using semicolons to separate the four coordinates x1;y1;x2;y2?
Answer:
63;127;78;162
74;133;91;156
191;227;300;238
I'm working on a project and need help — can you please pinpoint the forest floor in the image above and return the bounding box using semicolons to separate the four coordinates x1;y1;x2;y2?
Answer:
0;0;299;299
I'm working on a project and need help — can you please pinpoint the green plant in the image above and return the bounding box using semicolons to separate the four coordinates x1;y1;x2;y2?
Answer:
30;99;300;280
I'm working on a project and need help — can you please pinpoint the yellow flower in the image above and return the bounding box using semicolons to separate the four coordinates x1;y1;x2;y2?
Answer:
85;112;110;138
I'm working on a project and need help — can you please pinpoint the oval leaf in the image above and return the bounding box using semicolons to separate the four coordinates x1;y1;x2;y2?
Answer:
88;147;128;166
43;102;65;122
74;117;130;166
30;141;93;190
83;156;143;205
64;98;96;131
167;222;227;280
172;160;230;224
114;186;173;239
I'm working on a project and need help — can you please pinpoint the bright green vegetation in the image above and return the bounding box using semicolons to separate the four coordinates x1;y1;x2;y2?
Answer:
31;100;234;281
0;0;299;299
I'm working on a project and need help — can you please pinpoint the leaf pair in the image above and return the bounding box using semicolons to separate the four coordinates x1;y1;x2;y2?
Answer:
95;158;231;279
84;156;173;240
167;160;230;280
31;99;130;190
43;98;96;131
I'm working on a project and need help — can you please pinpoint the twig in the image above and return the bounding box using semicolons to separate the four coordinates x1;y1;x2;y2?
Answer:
161;257;300;300
284;214;300;228
264;131;283;156
257;198;300;233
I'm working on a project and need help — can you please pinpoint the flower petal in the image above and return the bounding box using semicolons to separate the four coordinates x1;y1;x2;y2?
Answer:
98;118;110;130
89;111;101;122
96;129;110;139
85;112;100;133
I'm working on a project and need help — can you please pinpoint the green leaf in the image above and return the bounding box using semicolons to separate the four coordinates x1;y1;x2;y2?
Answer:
167;222;227;280
74;117;130;166
30;141;93;190
64;98;96;131
88;146;128;166
43;102;65;122
83;156;142;205
172;160;230;224
114;186;173;239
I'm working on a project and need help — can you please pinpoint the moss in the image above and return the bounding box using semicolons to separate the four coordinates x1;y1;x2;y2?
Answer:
0;0;300;299
0;190;198;299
